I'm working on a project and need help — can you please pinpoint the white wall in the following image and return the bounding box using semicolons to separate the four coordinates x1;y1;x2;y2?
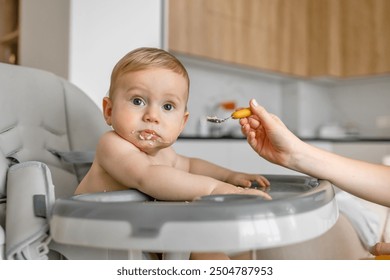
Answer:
19;0;164;107
329;77;390;137
292;81;333;137
69;0;163;107
176;54;289;136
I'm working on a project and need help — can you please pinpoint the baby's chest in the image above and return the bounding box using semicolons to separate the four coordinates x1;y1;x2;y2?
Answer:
149;152;178;168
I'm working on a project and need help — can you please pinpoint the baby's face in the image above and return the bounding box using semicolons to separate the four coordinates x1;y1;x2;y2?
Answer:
105;68;189;154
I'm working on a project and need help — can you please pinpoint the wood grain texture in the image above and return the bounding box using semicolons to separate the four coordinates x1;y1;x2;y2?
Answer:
328;0;390;77
169;0;390;77
0;0;19;64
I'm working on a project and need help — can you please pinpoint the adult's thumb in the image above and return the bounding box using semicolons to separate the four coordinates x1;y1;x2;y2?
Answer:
250;99;271;123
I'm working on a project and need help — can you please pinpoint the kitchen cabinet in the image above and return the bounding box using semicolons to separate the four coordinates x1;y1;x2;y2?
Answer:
0;0;19;64
168;0;390;77
173;139;332;175
173;139;390;179
332;142;390;164
328;0;390;77
173;139;297;175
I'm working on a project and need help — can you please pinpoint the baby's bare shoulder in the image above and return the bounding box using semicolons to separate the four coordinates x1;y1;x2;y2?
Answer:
97;131;138;156
99;130;121;142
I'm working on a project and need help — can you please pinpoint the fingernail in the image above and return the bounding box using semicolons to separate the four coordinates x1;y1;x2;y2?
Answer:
251;99;259;107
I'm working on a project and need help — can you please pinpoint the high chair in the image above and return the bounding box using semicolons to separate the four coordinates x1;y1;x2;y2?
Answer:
0;62;108;259
0;62;360;260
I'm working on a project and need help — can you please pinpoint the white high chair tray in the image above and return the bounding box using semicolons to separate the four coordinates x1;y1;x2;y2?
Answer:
50;175;338;253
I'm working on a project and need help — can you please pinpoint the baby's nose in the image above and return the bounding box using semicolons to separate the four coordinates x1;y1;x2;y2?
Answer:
143;107;160;123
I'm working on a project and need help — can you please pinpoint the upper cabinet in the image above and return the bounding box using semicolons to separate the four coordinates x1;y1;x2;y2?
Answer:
328;0;390;77
168;0;390;78
0;0;19;64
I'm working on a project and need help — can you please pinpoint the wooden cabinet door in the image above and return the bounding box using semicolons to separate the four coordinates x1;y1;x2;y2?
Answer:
169;0;390;77
169;0;325;76
0;0;19;64
328;0;390;77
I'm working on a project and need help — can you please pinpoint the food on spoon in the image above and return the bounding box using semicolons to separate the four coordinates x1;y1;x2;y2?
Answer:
231;108;252;119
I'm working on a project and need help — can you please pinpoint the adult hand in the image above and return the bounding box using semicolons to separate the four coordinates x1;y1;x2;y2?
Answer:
240;99;300;168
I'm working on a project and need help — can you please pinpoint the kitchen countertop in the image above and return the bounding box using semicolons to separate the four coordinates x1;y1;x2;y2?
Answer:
178;135;390;142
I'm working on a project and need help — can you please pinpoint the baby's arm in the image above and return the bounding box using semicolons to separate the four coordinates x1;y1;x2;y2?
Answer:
97;132;270;201
181;156;270;188
107;158;269;200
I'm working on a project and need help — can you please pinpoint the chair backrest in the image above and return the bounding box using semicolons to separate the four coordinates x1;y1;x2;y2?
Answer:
0;63;109;259
0;63;108;200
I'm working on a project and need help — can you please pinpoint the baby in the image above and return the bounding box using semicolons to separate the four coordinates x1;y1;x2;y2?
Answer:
74;47;271;259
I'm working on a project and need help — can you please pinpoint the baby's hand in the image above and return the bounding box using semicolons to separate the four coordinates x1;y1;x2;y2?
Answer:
208;179;272;200
226;172;270;189
236;186;272;200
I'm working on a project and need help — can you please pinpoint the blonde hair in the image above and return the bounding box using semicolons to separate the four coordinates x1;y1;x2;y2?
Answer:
108;47;190;99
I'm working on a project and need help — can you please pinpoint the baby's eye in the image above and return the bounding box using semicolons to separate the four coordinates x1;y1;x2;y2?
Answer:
132;97;145;106
163;103;174;111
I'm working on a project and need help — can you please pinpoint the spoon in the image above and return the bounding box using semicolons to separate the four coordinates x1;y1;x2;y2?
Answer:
207;107;252;123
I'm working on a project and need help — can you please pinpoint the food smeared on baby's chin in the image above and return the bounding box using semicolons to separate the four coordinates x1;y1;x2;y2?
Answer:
131;130;171;146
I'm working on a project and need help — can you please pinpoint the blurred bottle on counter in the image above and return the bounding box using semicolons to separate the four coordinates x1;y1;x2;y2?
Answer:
198;117;209;137
208;101;243;137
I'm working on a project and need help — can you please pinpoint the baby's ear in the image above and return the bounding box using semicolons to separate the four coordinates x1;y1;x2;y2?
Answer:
102;97;113;125
178;111;189;133
182;111;190;128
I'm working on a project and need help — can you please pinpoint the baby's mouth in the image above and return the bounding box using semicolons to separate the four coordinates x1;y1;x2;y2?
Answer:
138;130;159;141
131;130;170;146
